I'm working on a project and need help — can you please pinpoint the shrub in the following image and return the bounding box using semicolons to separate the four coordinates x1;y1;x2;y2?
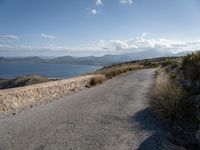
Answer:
143;61;160;68
88;75;105;86
182;51;200;83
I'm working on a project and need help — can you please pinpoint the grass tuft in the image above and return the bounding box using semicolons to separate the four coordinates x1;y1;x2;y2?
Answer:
150;69;188;123
88;75;106;86
181;51;200;85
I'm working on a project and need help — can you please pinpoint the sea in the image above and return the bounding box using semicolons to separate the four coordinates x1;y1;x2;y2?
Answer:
0;63;102;79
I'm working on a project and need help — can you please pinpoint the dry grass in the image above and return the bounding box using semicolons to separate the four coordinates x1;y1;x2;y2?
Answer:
87;63;144;87
88;75;106;86
97;64;144;78
150;68;188;123
151;68;200;149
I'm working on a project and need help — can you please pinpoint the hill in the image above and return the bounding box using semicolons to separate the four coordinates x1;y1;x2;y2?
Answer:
0;75;51;89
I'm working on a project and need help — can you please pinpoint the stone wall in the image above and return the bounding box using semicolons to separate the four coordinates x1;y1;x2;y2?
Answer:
0;75;103;113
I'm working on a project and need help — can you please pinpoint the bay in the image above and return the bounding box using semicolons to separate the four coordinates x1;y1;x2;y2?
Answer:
0;63;101;79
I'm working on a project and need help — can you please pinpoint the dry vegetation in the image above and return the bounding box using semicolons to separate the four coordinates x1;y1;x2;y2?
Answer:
151;68;188;122
87;75;106;87
150;52;200;150
96;56;181;77
88;57;182;86
96;63;144;78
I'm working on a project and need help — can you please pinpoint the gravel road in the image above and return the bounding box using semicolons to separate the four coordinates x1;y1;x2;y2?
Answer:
0;69;183;150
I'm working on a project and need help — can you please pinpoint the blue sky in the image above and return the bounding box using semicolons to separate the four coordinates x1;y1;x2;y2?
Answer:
0;0;200;57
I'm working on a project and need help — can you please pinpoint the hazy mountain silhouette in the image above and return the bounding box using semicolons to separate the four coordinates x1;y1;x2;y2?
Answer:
0;50;193;66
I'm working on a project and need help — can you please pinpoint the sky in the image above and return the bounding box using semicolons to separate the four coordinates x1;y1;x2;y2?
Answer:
0;0;200;57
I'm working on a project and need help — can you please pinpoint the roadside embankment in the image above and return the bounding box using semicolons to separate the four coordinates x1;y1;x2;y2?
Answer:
0;74;104;113
150;51;200;150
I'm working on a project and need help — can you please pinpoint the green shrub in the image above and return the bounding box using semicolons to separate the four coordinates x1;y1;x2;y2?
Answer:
143;61;160;68
182;51;200;83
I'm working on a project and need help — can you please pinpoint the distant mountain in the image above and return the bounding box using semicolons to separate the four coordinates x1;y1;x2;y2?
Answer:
0;56;45;64
0;50;193;66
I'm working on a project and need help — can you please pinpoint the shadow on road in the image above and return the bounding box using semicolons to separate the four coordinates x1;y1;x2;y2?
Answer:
129;108;185;150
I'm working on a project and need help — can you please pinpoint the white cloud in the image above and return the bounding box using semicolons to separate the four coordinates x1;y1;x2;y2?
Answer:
40;33;56;39
1;33;200;56
96;36;200;53
96;0;103;6
91;9;98;15
120;0;133;4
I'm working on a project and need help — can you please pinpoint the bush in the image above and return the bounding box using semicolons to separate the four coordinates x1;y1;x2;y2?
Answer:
143;61;160;68
182;51;200;83
88;75;105;86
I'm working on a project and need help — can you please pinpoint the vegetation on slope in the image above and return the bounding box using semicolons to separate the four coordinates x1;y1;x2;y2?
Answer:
182;51;200;87
150;51;200;150
79;57;182;87
95;57;180;78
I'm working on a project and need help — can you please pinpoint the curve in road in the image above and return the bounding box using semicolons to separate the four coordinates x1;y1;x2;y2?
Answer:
0;69;182;150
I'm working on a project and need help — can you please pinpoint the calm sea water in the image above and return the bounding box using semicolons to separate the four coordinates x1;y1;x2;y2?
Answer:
0;63;101;79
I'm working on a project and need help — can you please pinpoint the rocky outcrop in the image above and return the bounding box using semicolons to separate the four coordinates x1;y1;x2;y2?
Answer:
0;75;104;113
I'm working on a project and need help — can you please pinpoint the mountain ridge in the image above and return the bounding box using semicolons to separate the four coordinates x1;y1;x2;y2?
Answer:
0;50;193;66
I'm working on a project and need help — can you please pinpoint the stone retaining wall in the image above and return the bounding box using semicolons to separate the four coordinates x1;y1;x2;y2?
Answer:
0;75;103;113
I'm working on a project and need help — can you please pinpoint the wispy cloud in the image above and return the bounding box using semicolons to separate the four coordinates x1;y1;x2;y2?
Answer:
96;0;103;6
0;34;19;43
88;0;102;15
120;0;133;4
142;32;148;37
40;33;56;39
1;35;19;40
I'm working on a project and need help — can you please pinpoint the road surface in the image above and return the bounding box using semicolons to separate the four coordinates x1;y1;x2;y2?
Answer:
0;69;182;150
